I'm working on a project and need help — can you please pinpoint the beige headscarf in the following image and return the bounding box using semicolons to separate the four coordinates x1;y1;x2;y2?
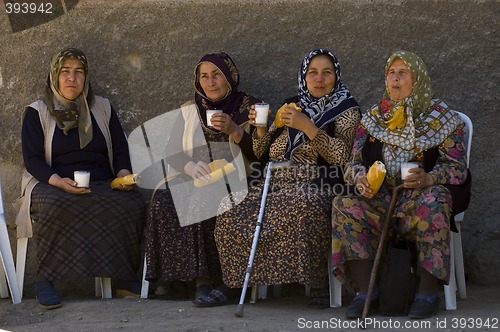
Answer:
44;48;94;149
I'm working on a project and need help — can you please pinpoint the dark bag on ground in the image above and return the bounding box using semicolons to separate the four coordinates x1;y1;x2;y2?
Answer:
378;239;418;316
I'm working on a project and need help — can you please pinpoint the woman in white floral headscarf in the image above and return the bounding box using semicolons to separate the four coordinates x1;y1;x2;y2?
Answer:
331;51;470;319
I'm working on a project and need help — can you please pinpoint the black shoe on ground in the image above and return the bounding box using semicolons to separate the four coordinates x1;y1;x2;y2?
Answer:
35;281;62;310
408;295;440;319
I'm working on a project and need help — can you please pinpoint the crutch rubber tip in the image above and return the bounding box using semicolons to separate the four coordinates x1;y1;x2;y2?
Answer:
235;304;244;317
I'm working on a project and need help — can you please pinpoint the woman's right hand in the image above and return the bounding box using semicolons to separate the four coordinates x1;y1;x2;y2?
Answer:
184;160;212;183
48;174;91;195
356;175;375;199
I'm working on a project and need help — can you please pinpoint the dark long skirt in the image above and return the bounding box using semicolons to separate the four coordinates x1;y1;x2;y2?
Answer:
30;181;145;281
143;176;223;285
215;165;338;289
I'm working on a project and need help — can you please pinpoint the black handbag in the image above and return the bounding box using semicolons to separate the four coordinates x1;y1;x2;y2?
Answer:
378;239;418;316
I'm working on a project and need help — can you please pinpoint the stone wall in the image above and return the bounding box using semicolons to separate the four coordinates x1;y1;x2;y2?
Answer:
1;0;499;296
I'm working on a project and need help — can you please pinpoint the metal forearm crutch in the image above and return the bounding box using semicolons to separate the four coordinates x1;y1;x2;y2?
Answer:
235;161;273;318
362;184;404;319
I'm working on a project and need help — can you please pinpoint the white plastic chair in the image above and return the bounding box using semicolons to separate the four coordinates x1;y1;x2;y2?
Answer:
442;111;472;310
0;176;22;304
328;111;472;309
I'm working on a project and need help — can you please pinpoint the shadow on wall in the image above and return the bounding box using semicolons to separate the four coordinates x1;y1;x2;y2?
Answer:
4;0;79;33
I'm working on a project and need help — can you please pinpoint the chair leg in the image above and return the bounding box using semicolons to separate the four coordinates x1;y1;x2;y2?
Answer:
250;285;268;303
444;231;457;310
16;237;28;300
0;215;21;304
453;223;467;299
328;257;342;308
250;286;258;303
95;277;102;296
140;256;149;299
96;277;112;299
0;261;8;298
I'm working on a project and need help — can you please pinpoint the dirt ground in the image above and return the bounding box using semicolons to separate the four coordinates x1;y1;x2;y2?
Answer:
1;283;500;332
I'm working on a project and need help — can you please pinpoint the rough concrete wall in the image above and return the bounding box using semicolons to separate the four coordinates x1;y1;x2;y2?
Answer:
0;0;499;295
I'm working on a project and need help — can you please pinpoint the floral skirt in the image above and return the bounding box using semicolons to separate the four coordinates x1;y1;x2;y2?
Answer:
331;185;452;287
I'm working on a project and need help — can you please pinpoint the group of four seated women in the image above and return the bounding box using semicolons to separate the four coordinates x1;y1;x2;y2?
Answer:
18;47;469;321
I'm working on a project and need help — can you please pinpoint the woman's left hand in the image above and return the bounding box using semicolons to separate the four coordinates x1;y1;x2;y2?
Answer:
279;105;319;140
403;167;434;189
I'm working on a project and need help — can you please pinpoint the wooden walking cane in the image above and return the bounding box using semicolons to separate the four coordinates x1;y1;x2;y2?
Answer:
362;184;404;319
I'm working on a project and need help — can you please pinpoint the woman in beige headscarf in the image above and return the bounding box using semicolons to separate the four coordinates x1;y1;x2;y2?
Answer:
18;48;145;309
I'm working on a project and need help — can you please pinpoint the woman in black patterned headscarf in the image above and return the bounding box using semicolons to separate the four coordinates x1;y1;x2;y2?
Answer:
194;49;361;308
18;48;145;309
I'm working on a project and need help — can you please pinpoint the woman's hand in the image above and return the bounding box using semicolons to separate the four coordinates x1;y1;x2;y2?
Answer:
356;175;376;199
403;167;434;189
249;104;268;138
184;160;212;184
48;174;91;195
113;169;135;191
210;112;244;143
279;105;319;139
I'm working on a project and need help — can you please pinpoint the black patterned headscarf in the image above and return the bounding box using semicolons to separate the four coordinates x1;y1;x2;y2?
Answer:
44;48;94;149
285;48;359;160
193;52;259;127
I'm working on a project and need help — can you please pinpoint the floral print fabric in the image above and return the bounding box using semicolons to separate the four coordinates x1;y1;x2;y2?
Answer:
332;124;468;287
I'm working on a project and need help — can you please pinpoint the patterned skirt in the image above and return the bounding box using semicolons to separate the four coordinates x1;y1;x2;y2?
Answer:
143;176;223;285
215;165;337;289
30;181;145;281
331;185;452;287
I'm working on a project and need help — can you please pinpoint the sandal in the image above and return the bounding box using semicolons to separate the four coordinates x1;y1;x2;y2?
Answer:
193;285;239;307
35;281;62;310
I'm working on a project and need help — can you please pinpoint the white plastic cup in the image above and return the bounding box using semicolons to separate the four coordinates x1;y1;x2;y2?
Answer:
254;103;270;127
206;109;222;127
400;162;419;181
74;170;90;188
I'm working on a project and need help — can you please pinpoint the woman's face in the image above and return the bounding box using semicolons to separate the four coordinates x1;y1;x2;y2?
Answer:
305;55;336;99
386;58;414;101
198;62;230;101
57;58;85;100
